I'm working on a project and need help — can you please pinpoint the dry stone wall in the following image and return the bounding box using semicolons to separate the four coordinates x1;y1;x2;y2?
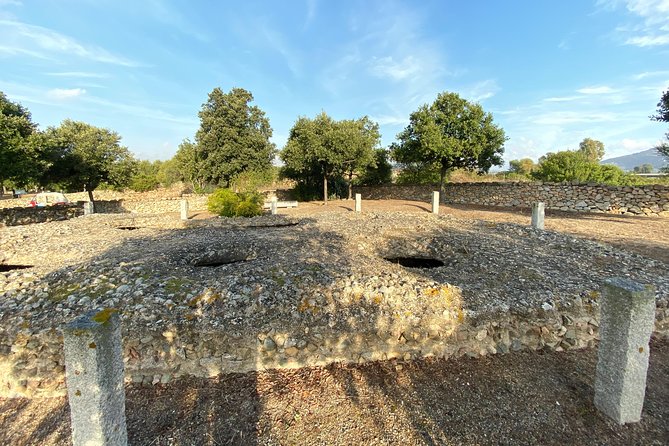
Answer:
0;206;82;227
355;183;669;216
2;303;668;398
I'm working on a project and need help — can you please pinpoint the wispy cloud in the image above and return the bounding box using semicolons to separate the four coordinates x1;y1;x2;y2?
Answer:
576;85;617;94
0;0;22;6
46;88;86;100
0;19;140;66
145;0;209;42
599;0;669;46
45;71;109;78
531;111;620;125
368;55;421;81
544;95;584;102
631;69;669;79
466;79;500;102
304;0;317;30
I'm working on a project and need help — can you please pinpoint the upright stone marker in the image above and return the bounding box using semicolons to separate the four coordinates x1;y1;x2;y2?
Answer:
83;201;94;216
594;278;656;424
180;199;189;220
431;191;440;215
531;202;545;229
270;197;278;215
62;310;128;446
355;193;362;213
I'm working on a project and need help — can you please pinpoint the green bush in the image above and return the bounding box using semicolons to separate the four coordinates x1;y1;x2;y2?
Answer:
208;188;240;217
207;188;264;217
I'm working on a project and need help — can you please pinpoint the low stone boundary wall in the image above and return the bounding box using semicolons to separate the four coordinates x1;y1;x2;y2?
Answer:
355;183;669;217
0;196;210;226
0;206;82;227
2;302;667;398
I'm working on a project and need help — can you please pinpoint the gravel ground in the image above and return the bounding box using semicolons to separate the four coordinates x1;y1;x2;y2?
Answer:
1;338;667;446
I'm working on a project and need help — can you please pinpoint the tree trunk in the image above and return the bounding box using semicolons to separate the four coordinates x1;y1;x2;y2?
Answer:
439;165;448;192
323;174;328;205
347;172;353;200
87;188;94;204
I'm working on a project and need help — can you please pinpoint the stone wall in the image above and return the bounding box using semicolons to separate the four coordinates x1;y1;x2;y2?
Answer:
355;183;669;217
0;206;82;227
1;302;667;398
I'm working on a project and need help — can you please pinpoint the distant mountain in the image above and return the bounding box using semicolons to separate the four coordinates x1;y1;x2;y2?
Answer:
601;148;668;172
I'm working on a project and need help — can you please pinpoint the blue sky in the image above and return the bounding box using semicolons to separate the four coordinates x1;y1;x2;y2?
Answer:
1;0;668;166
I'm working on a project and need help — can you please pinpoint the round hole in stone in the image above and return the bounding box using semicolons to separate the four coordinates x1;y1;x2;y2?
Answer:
117;226;139;231
384;257;445;268
0;264;33;272
193;253;248;267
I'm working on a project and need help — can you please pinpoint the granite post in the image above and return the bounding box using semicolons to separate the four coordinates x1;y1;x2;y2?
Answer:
531;202;545;230
180;199;189;220
355;193;362;213
594;278;656;424
62;310;128;445
83;201;94;216
270;197;278;215
432;191;440;215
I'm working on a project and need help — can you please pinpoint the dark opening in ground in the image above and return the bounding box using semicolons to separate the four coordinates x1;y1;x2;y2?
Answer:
193;254;248;267
384;257;445;268
117;226;139;231
0;264;32;272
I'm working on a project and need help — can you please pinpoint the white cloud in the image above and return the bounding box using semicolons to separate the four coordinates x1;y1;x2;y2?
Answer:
369;55;421;81
0;0;22;6
544;95;583;102
576;85;616;94
600;0;669;46
304;0;317;30
632;70;669;79
466;79;500;102
0;19;139;66
369;114;408;126
45;71;109;78
46;88;86;99
531;111;620;125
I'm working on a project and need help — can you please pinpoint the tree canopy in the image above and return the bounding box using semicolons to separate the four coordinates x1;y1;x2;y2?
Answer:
391;92;506;190
532;150;628;184
508;158;537;176
577;138;605;162
651;90;669;162
41;120;136;201
195;87;276;187
281;112;381;203
0;92;37;190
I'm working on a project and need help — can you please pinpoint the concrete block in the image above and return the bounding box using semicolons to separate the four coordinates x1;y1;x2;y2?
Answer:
594;278;656;424
432;191;440;215
531;202;545;229
271;197;278;215
180;199;189;220
355;194;361;213
83;201;94;216
62;310;128;445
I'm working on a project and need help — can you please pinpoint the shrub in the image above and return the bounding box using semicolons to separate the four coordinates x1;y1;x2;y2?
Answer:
208;189;240;217
207;188;264;217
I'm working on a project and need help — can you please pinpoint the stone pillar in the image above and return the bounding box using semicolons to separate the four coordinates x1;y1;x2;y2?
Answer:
83;201;94;216
62;310;128;446
270;197;278;215
531;202;544;229
432;191;440;215
594;278;656;424
355;193;362;213
180;199;189;220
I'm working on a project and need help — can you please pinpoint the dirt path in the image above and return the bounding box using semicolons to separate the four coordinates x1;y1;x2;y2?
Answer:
1;339;667;445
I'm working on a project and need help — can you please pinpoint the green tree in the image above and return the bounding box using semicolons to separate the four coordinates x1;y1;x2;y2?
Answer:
533;150;630;185
173;139;204;190
578;138;606;162
651;90;669;161
195;87;276;187
508;158;536;176
356;148;393;186
633;164;654;173
42;120;136;202
391;92;506;190
338;117;381;199
281;112;344;204
155;158;182;187
0;92;37;192
129;160;160;192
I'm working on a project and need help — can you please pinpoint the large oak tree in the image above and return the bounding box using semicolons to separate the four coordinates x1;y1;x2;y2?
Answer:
391;92;506;190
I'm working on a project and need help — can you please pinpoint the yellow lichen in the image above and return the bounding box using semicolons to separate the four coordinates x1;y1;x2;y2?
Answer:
88;342;96;349
92;308;117;324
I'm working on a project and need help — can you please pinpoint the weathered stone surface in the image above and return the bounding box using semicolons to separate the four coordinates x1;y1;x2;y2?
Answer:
62;310;127;445
594;278;656;424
